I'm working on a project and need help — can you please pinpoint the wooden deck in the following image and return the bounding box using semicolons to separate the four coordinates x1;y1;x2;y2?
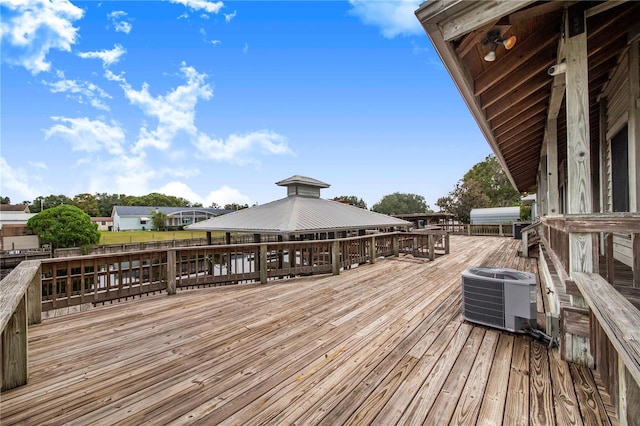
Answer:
0;236;617;425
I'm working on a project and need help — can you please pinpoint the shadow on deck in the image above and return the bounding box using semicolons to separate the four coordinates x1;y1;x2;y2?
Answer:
0;236;617;425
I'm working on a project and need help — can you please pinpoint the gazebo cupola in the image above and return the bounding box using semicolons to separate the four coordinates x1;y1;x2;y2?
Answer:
276;175;330;198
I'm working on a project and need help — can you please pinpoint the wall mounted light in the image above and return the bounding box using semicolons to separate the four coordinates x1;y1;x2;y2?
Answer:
482;30;516;62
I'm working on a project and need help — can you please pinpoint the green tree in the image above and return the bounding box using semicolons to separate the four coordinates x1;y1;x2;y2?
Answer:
209;201;221;209
72;193;100;216
333;196;367;209
127;193;191;207
436;180;490;224
0;196;10;204
95;193;127;217
463;155;520;207
372;193;431;215
31;194;73;213
436;154;520;223
27;205;100;249
224;203;249;210
151;210;169;231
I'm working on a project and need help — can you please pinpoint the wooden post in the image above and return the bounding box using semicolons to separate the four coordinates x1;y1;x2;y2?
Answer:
445;232;450;254
206;232;212;245
166;250;176;295
547;118;560;215
499;224;503;236
629;39;640;212
634;234;640;288
392;234;399;257
369;235;376;264
26;265;41;325
467;224;471;236
564;4;593;366
225;232;231;245
2;295;28;391
260;244;268;284
428;234;435;261
606;233;615;284
332;240;340;275
522;229;529;258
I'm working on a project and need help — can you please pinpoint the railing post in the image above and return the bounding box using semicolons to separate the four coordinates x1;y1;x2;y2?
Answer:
27;265;42;325
428;234;435;261
445;232;450;254
332;240;340;275
166;250;176;295
1;295;28;391
392;234;399;257
634;233;640;288
499;224;503;236
260;244;268;284
467;224;471;236
369;236;376;264
522;229;529;258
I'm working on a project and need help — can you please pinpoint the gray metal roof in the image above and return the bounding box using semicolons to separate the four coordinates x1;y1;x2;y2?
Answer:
112;206;231;217
187;196;412;234
275;175;330;188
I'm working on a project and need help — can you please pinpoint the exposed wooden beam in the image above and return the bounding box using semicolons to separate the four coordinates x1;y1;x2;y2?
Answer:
585;0;630;18
493;107;547;139
492;99;547;133
454;22;499;58
439;0;537;42
487;87;549;123
481;73;551;114
474;26;559;96
508;1;564;23
480;55;556;110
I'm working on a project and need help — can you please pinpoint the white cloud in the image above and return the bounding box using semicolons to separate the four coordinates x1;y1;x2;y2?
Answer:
78;44;126;68
195;130;291;164
170;0;224;14
118;63;212;152
0;157;42;201
28;161;48;169
242;42;248;54
156;181;203;204
348;0;423;39
210;39;221;46
224;10;236;23
205;186;251;208
0;0;84;74
108;10;132;34
43;76;112;111
44;116;126;155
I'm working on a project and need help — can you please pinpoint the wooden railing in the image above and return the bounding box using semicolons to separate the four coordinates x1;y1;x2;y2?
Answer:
0;231;448;391
443;223;514;237
538;213;640;423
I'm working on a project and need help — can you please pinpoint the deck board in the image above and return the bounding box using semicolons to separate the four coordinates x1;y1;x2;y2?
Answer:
0;236;617;425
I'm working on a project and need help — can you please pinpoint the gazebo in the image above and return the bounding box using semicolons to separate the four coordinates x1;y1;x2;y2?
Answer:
187;175;412;244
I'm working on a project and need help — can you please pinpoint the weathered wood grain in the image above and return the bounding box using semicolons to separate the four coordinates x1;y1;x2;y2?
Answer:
0;236;617;425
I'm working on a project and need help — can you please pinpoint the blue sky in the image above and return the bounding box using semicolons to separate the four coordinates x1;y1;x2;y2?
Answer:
1;0;491;209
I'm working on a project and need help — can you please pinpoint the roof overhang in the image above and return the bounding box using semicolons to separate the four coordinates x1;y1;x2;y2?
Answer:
415;0;639;193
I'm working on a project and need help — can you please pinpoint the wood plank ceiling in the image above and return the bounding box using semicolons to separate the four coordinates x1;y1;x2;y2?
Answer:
441;1;640;193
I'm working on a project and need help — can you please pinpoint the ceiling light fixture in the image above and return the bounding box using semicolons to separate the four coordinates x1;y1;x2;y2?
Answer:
482;30;517;62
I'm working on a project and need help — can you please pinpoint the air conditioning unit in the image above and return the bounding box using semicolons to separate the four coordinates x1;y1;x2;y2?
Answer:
461;266;537;333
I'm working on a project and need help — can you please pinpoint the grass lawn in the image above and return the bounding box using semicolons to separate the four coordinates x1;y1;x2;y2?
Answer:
99;230;214;245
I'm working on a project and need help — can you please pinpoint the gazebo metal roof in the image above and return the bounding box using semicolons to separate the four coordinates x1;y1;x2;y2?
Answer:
187;176;411;235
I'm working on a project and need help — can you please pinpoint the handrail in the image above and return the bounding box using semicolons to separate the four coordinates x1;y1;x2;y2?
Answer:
542;213;640;233
572;272;640;386
1;260;41;391
0;230;449;391
0;260;41;331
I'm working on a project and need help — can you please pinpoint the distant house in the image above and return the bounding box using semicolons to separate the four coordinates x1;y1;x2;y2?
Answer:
0;204;38;250
111;206;231;231
470;207;520;225
91;217;114;231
